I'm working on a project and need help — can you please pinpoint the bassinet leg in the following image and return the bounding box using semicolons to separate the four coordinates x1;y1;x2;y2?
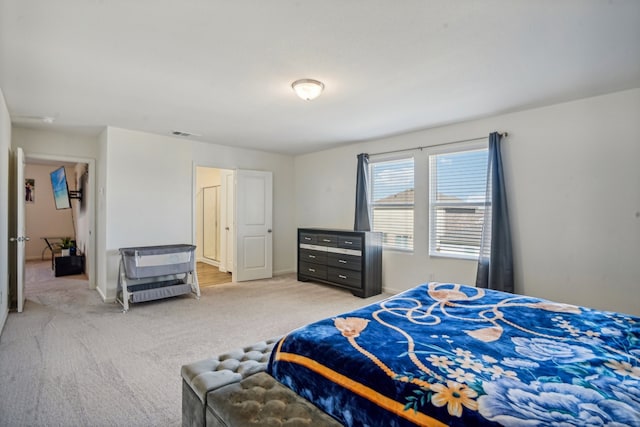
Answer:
191;270;201;300
117;259;130;313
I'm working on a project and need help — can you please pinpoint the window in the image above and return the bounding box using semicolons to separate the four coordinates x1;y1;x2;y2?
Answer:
429;148;488;259
369;157;414;251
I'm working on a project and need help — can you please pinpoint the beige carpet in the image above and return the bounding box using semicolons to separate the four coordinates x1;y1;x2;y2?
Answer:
0;261;391;426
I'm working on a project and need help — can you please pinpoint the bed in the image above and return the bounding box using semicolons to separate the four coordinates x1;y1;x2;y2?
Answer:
267;282;640;426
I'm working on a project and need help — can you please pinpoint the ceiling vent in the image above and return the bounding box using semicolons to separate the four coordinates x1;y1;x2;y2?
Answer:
14;115;56;124
171;130;200;138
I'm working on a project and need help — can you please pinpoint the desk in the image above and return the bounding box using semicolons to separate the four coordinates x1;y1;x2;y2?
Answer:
41;237;66;270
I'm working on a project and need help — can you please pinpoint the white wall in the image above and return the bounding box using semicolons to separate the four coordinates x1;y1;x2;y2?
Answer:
0;88;11;335
13;127;99;159
100;128;193;300
295;88;640;315
105;128;193;249
23;163;75;260
97;127;296;300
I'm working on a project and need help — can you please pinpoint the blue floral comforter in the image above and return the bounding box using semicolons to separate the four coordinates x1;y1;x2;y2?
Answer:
268;282;640;426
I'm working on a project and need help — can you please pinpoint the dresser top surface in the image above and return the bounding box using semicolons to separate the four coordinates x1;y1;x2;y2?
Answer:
299;227;356;233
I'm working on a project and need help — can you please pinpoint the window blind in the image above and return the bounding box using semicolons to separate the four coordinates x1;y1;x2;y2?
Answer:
429;148;488;258
370;157;414;250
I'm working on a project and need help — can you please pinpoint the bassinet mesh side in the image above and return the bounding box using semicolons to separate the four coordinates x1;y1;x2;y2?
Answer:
119;244;196;279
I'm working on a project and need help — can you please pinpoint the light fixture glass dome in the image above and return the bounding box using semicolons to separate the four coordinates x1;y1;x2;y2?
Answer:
291;79;324;101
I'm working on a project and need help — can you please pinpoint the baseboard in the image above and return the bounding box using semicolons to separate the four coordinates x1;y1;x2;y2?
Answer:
382;285;402;295
96;285;115;303
0;307;8;340
197;257;219;267
273;268;294;276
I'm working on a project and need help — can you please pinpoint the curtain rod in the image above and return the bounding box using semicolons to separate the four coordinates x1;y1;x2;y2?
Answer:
369;132;508;157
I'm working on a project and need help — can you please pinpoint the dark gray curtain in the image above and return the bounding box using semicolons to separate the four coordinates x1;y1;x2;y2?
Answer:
476;132;514;292
354;153;371;231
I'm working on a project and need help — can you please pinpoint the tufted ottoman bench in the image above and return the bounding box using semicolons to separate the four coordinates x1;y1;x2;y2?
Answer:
205;372;341;426
181;338;341;427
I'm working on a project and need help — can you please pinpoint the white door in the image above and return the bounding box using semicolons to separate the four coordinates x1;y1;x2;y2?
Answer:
11;147;27;312
234;170;272;282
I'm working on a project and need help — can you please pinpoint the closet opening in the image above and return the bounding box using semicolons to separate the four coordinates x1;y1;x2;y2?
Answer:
195;166;233;287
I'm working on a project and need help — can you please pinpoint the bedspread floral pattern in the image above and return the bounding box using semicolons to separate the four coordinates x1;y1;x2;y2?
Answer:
270;283;640;426
397;283;639;425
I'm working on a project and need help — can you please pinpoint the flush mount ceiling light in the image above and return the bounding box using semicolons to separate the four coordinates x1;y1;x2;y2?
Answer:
291;79;324;101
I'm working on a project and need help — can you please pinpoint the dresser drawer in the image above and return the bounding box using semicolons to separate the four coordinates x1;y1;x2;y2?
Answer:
316;234;338;247
338;235;362;250
299;233;317;245
299;249;327;265
299;262;327;280
328;268;361;289
327;253;361;271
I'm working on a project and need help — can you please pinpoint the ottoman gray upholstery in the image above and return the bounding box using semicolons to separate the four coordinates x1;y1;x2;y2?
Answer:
181;338;342;427
182;338;280;427
206;372;342;427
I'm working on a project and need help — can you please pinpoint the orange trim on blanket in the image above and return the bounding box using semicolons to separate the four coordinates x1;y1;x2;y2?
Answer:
276;352;447;427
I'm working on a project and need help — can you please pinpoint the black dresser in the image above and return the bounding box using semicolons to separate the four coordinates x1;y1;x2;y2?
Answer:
297;228;382;298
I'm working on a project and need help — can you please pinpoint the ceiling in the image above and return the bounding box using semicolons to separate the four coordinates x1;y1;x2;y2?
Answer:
1;1;639;155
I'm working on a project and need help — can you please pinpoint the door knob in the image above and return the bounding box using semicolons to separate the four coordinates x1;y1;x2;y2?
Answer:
267;229;272;233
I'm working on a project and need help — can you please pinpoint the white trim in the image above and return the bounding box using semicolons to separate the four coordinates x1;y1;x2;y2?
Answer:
197;257;219;267
0;307;7;339
381;286;402;295
95;283;114;303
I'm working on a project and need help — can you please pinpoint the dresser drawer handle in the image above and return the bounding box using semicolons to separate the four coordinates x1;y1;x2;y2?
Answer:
322;239;331;242
338;274;347;279
308;268;316;272
345;241;352;244
338;259;347;263
308;255;316;258
304;237;312;240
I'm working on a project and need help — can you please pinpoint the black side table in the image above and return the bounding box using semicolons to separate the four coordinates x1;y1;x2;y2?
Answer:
54;255;84;277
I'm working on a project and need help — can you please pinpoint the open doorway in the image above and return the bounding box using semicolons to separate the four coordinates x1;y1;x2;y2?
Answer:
10;151;96;311
193;166;273;286
23;159;89;296
195;166;233;287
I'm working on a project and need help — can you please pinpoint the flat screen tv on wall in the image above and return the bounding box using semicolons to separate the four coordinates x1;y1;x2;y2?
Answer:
50;166;71;210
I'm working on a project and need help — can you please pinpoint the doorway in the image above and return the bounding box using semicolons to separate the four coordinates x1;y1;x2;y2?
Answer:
195;166;233;286
193;166;273;285
10;151;95;311
24;159;91;296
